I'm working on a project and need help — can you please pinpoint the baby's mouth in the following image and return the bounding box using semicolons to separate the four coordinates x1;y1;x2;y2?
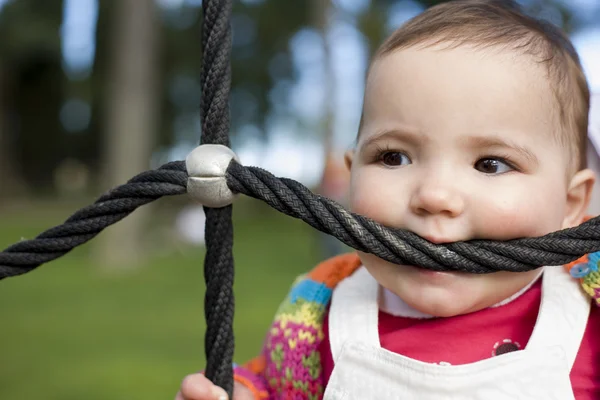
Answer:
421;235;454;244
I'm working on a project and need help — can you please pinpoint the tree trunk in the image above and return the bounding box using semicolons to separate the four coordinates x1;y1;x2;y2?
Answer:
312;0;335;158
0;64;26;202
94;0;160;270
312;0;349;258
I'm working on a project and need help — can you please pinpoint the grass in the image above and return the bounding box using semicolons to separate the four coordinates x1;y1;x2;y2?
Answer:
0;199;323;399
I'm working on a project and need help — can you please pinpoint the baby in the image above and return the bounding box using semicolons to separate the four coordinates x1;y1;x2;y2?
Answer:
176;1;600;399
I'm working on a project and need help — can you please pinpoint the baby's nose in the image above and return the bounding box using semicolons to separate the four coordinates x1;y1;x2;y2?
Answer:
409;180;465;217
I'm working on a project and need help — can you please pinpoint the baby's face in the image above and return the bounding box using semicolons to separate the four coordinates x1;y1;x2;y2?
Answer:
346;44;594;317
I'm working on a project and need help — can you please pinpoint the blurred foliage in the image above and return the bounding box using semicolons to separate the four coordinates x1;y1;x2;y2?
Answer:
0;0;589;196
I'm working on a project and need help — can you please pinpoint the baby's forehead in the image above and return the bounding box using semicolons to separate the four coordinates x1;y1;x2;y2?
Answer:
363;46;558;121
358;46;573;160
367;43;550;86
363;1;588;173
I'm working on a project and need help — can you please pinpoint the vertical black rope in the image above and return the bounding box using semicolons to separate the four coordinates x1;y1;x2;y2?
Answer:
200;0;235;396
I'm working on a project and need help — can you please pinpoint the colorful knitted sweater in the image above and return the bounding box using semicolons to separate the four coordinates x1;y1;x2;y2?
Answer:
232;251;600;400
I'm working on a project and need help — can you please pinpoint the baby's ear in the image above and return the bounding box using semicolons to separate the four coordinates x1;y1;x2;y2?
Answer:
563;168;595;228
344;149;354;171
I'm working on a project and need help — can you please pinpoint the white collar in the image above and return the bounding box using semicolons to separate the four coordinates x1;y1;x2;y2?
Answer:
378;269;545;319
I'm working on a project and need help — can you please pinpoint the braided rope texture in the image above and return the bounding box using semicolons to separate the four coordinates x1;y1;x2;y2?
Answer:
7;160;597;280
226;160;600;274
0;161;187;280
200;0;235;395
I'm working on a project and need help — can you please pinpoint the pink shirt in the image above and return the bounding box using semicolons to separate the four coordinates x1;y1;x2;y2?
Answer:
319;279;600;398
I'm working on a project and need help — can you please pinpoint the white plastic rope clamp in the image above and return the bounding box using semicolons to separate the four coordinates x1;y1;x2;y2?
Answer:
185;144;240;208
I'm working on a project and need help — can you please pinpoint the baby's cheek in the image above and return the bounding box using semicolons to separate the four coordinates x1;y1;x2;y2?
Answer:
477;191;564;240
353;194;408;230
350;173;390;220
351;193;389;223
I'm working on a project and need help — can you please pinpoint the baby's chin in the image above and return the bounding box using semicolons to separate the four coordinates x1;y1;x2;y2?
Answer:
361;249;546;318
396;285;489;318
383;267;541;318
376;263;498;317
360;252;519;317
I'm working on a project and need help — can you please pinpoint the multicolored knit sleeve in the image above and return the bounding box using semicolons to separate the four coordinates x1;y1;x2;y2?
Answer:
565;251;600;307
233;359;270;399
230;253;361;399
255;253;362;400
561;216;600;306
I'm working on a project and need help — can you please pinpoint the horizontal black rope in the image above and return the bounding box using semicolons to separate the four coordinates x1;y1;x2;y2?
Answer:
225;160;600;274
0;161;187;280
2;157;600;280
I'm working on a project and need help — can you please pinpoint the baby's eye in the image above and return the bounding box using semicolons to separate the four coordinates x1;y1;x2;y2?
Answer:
474;158;513;174
381;152;411;167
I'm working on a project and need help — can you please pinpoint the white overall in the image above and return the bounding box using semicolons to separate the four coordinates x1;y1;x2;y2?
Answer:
323;266;591;399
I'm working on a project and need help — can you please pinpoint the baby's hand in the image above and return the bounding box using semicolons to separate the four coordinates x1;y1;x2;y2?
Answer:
175;373;254;400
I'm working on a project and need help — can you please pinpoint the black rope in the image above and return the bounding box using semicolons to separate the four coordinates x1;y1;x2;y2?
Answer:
225;160;600;273
0;161;187;280
7;160;598;280
199;0;235;396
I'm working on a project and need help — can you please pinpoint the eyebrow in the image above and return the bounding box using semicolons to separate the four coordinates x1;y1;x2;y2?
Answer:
463;135;539;165
359;129;426;149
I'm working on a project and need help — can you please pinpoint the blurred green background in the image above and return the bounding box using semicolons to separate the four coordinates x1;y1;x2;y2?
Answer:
0;198;321;399
0;0;598;398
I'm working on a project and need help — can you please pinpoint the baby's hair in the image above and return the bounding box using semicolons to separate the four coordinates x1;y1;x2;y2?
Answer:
365;0;590;172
